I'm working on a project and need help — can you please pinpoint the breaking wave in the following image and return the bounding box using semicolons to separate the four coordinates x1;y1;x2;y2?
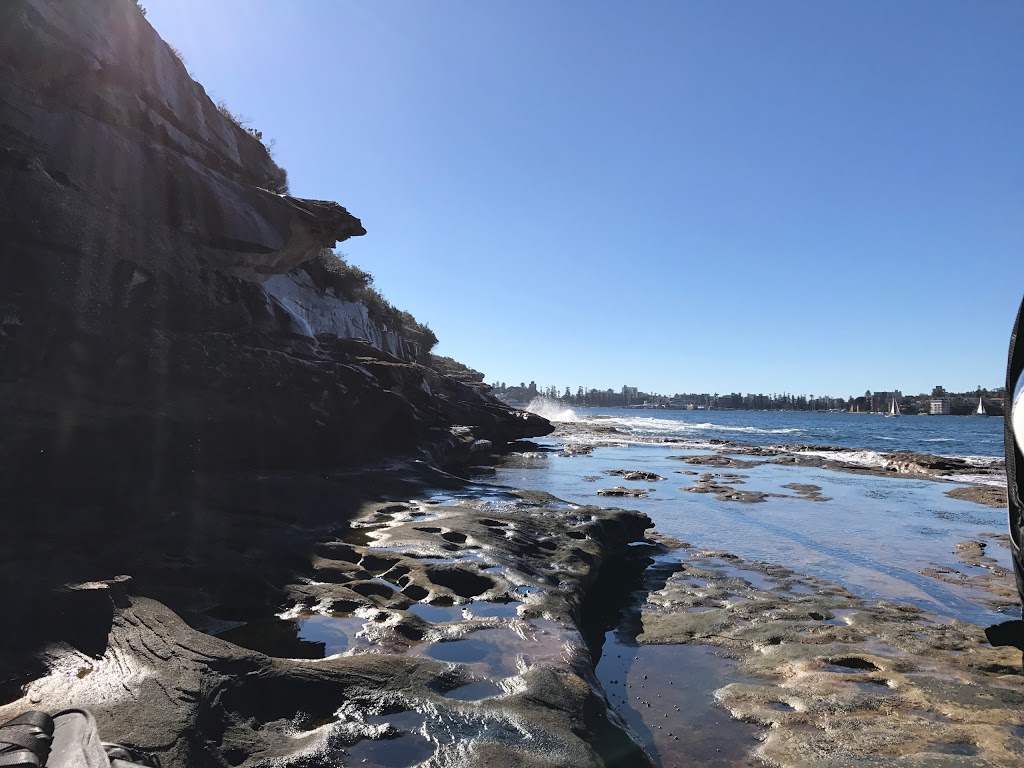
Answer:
526;397;580;423
607;416;802;436
797;449;889;468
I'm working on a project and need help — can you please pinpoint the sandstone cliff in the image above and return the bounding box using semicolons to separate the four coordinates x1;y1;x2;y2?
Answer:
0;0;551;504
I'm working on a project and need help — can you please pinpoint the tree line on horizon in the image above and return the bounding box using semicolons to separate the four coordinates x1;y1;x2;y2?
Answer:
489;382;1005;416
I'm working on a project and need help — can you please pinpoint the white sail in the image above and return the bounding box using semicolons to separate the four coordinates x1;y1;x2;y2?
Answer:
976;397;987;416
887;396;900;417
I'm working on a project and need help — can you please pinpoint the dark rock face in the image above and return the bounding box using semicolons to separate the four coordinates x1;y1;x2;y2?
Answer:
0;0;551;504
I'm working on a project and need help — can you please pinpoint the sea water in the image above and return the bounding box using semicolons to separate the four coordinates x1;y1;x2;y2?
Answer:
494;406;1011;627
531;405;1004;458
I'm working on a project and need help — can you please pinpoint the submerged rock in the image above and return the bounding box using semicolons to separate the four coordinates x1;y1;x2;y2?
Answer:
598;486;655;498
945;485;1008;508
604;470;667;482
667;454;762;469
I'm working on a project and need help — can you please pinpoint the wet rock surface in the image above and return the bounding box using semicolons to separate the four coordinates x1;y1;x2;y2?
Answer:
627;544;1024;767
765;446;1006;488
919;535;1020;614
604;470;667;482
668;455;762;470
884;452;990;477
598;486;656;498
0;468;656;768
488;424;1015;764
778;483;831;502
547;424;1006;496
681;474;779;504
946;486;1009;508
679;474;832;504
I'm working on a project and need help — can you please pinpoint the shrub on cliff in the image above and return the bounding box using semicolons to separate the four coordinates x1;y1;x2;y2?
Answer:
304;248;375;298
431;355;484;382
302;250;438;354
215;100;290;194
263;162;289;194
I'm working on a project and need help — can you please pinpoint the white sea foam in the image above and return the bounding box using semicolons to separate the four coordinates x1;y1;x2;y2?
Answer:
947;455;1005;468
948;473;1006;488
592;415;802;436
526;397;580;422
798;449;890;468
796;449;1005;487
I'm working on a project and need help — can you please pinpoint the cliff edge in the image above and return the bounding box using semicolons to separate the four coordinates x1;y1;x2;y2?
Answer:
0;0;551;505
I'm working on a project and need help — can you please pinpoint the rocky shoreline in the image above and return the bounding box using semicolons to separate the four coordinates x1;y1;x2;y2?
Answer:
621;536;1024;767
551;421;1007;502
1;2;592;764
3;440;1020;768
3;4;1021;767
5;455;1022;767
1;464;660;767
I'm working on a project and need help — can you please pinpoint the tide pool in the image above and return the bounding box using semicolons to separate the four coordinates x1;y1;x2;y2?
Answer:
490;440;1012;627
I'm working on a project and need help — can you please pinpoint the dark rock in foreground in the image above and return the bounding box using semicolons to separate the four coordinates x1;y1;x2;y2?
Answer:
0;3;587;764
0;467;655;768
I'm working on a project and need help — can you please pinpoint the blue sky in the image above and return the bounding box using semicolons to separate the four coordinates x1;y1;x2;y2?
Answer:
144;1;1022;397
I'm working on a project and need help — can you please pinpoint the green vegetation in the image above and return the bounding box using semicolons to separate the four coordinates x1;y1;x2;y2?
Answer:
132;0;423;342
302;250;438;354
261;160;289;195
134;0;288;194
431;355;484;382
214;100;289;194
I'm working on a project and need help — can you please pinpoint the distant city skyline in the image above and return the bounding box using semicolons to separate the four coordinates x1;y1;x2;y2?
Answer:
143;1;1023;394
491;381;1003;415
491;380;1004;401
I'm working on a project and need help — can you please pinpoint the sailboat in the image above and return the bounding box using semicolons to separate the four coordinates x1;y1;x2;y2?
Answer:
976;396;988;416
885;397;900;417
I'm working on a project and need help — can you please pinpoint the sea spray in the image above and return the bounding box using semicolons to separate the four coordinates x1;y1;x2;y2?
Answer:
526;397;579;423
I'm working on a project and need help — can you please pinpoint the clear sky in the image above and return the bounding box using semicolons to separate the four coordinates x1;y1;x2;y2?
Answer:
143;0;1022;398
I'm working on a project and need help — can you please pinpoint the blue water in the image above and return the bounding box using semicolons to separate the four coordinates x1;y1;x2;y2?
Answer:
493;408;1014;626
572;407;1003;458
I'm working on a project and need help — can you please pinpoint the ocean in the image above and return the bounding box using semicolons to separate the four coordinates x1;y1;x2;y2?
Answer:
489;404;1012;628
529;405;1005;458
